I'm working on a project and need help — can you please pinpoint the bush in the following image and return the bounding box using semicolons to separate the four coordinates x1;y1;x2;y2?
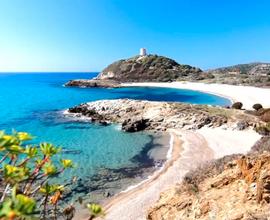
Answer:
253;103;263;111
255;124;270;136
182;154;241;190
231;102;243;110
0;131;103;220
0;131;75;219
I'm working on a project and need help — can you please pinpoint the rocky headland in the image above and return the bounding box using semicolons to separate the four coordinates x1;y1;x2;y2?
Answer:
65;54;207;88
65;54;270;88
66;99;261;133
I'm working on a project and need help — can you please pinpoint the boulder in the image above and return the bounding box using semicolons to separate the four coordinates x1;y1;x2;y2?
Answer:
122;118;150;132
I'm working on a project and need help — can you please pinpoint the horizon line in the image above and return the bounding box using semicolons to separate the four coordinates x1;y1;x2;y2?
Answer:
0;71;100;73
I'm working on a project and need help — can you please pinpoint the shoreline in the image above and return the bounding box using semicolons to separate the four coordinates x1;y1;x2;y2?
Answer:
65;82;268;219
99;128;261;220
120;132;174;194
122;81;270;109
99;129;214;220
101;130;184;220
72;131;173;220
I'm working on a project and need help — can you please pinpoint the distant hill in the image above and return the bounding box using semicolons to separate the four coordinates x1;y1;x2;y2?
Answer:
207;62;270;76
66;54;210;87
98;54;206;82
205;62;270;87
65;58;270;88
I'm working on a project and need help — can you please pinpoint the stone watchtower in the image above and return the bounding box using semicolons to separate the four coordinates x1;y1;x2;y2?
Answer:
140;48;147;56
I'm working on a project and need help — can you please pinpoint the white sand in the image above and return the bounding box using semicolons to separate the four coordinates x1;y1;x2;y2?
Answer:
102;128;261;220
122;82;270;110
196;127;261;159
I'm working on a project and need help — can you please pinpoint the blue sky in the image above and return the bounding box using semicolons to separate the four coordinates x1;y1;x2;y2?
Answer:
0;0;270;72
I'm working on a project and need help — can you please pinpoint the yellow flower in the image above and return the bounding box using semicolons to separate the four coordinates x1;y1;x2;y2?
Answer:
61;159;73;168
9;145;24;154
3;135;13;141
17;132;32;141
42;163;57;176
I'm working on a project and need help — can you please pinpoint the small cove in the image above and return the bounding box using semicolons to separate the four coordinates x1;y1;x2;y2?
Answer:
0;73;231;203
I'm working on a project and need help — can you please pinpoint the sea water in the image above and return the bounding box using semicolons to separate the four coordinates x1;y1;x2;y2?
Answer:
0;73;230;202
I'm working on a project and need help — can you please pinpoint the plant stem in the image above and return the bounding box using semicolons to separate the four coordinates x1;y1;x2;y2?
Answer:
17;157;30;167
0;153;9;164
30;177;49;196
43;195;48;220
0;183;10;202
53;202;58;220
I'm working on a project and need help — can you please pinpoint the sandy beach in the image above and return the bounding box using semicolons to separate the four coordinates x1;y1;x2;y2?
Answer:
71;82;269;220
100;128;260;220
122;82;270;110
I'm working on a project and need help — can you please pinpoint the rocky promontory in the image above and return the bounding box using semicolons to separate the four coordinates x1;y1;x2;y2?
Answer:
65;79;120;88
66;99;260;132
65;55;206;88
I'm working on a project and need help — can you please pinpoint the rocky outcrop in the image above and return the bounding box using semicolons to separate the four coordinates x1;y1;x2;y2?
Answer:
65;99;258;132
122;118;150;132
147;151;270;220
64;79;120;88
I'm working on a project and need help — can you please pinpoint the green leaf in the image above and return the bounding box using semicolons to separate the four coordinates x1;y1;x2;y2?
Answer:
87;203;104;218
40;143;61;157
42;163;57;176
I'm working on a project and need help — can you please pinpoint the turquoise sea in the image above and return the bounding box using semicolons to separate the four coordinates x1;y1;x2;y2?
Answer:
0;73;230;202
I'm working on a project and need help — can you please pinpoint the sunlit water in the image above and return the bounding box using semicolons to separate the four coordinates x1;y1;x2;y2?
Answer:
0;73;230;200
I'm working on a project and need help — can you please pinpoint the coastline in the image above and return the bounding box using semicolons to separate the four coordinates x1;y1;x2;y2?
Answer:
71;131;173;219
122;81;270;109
97;128;260;220
66;82;268;219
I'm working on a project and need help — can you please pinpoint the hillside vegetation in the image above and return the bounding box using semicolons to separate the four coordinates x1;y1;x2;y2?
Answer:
206;63;270;87
98;55;204;82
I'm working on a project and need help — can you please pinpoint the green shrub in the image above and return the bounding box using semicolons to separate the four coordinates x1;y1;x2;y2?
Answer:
255;123;270;135
0;131;104;220
0;131;76;219
253;103;263;111
231;102;243;110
